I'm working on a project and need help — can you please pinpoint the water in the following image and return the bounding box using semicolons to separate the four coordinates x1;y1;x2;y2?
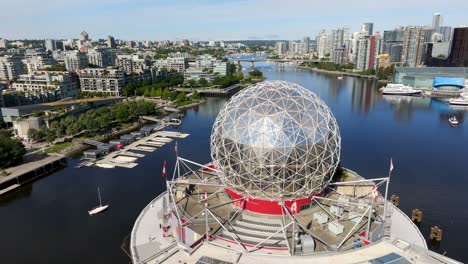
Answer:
1;58;468;263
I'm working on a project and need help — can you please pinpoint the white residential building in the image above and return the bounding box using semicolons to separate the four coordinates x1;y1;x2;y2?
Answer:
64;51;89;72
22;56;56;73
317;30;330;59
116;55;150;73
87;47;114;67
12;72;79;100
78;68;125;96
0;38;8;48
276;42;286;56
0;55;25;81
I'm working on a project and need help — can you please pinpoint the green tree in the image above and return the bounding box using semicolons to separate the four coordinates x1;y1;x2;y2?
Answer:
191;89;200;99
187;79;196;87
27;128;41;142
150;88;158;97
176;93;187;102
115;104;129;122
0;131;26;168
199;78;208;87
249;69;264;77
228;64;236;75
44;64;67;71
155;88;163;97
144;88;151;97
162;88;171;99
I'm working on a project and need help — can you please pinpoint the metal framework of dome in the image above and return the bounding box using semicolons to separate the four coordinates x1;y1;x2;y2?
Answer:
210;80;341;200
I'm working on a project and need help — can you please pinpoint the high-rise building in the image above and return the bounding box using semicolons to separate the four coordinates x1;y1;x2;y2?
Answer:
439;26;452;42
382;29;405;63
0;38;7;48
354;33;382;70
302;37;310;54
317;30;330;59
401;26;427;67
107;35;116;48
425;27;468;67
79;31;89;42
330;28;350;63
432;13;442;32
87;47;114;67
449;27;468;67
361;23;374;36
64;51;89;72
45;39;57;51
276;42;286;56
0;55;25;81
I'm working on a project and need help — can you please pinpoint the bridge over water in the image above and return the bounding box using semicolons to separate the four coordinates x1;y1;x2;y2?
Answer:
233;58;319;67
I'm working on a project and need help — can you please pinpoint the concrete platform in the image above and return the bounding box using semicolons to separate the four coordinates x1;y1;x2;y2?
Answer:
155;131;190;139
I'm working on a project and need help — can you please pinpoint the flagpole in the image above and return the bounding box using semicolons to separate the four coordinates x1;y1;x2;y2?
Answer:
383;158;393;234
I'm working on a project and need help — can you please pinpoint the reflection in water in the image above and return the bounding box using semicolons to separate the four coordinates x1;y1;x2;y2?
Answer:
0;184;33;207
351;79;380;114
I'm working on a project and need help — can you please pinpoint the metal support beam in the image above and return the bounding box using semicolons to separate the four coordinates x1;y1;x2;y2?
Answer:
337;207;371;249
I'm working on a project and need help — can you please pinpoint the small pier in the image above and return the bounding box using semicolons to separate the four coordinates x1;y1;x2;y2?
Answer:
0;154;67;196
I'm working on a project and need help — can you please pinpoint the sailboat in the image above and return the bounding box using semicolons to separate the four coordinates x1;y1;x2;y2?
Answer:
88;187;109;215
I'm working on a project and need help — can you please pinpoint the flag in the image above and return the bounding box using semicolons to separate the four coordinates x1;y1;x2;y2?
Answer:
175;141;178;155
204;191;208;208
291;201;298;214
162;161;166;177
389;158;394;173
372;184;378;202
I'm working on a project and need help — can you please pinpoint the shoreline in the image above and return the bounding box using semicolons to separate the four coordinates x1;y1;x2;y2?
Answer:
51;99;207;158
297;65;380;80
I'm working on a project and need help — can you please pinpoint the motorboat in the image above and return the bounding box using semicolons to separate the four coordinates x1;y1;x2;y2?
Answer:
448;93;468;106
95;163;115;169
88;187;109;215
337;76;343;80
448;116;459;126
168;118;182;126
380;83;422;95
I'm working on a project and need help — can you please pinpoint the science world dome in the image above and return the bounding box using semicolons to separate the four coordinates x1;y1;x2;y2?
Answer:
210;80;341;200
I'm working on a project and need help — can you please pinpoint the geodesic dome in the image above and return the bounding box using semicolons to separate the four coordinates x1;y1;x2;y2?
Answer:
210;80;341;200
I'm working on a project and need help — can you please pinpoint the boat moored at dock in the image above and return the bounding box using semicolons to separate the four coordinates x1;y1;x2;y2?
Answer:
380;83;422;96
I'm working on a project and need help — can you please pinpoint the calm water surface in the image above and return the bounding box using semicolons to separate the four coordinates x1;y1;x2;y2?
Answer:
1;59;467;263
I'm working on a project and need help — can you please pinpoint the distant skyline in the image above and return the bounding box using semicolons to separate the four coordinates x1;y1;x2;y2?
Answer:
2;0;468;41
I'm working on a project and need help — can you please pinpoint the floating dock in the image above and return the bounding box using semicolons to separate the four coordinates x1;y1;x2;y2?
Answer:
91;130;190;169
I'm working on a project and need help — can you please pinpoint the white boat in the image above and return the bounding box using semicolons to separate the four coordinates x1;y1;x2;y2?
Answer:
448;116;459;126
448;93;468;105
88;187;109;215
337;76;343;80
381;83;421;95
95;163;115;169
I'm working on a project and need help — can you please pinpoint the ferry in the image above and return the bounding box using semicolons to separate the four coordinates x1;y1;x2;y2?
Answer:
380;83;422;96
448;93;468;106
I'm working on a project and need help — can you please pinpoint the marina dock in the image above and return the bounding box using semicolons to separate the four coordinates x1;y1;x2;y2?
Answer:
92;130;190;169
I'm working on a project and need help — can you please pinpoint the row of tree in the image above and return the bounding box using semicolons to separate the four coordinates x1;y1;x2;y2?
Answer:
27;100;158;143
124;75;184;96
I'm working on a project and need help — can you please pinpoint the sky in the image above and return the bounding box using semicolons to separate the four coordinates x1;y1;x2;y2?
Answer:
2;0;468;41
